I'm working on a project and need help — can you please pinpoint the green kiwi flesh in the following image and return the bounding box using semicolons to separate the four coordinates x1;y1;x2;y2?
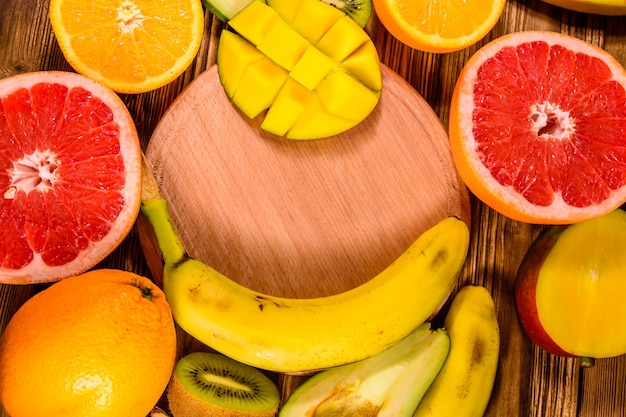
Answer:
320;0;373;27
167;352;280;417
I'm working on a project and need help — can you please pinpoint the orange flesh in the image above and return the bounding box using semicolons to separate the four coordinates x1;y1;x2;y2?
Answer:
59;0;197;84
0;83;126;268
396;0;495;38
472;41;626;209
536;210;626;357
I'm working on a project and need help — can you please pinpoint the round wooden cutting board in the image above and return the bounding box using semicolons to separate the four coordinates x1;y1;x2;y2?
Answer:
145;64;470;298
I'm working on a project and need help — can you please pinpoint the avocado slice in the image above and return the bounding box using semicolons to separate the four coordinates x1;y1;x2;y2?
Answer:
279;322;450;417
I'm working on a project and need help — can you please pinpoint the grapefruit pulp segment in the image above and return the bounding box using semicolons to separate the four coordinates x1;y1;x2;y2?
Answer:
450;31;626;224
0;71;141;283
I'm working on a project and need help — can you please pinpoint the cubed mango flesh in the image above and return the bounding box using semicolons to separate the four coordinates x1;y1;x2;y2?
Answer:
289;46;335;90
227;0;278;46
290;0;345;44
257;19;309;70
316;69;380;121
218;0;382;139
217;30;266;98
262;78;312;136
288;93;359;140
232;57;288;119
316;15;371;62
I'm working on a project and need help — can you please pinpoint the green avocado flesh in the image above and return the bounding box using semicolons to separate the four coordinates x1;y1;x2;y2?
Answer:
279;323;450;417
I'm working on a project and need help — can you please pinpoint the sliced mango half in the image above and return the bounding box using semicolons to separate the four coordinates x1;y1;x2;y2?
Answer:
217;0;382;140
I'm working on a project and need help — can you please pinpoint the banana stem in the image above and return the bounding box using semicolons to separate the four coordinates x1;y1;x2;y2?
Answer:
140;154;187;266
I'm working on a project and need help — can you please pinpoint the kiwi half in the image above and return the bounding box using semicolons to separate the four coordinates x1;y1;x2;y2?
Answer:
167;352;280;417
321;0;373;27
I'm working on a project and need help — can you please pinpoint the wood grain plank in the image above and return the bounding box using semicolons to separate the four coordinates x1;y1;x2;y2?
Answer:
1;1;626;416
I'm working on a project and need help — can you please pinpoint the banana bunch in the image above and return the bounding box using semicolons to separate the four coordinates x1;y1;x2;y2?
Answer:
541;0;626;15
413;285;500;417
140;157;470;373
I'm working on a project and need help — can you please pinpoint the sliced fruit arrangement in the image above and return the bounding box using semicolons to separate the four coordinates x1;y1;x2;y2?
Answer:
515;208;626;365
450;31;626;224
167;351;280;417
280;322;450;417
0;269;177;417
0;71;141;284
373;0;505;53
49;0;205;93
541;0;626;15
216;0;383;139
414;285;500;417
140;156;470;373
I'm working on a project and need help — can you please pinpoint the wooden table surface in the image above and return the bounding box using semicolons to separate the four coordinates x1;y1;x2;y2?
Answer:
1;0;625;416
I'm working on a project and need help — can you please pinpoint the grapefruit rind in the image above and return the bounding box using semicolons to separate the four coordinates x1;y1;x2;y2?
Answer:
450;31;626;224
0;71;141;284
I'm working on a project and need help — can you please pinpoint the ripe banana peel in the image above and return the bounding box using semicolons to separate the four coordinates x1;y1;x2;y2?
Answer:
140;157;470;373
542;0;626;15
413;285;500;417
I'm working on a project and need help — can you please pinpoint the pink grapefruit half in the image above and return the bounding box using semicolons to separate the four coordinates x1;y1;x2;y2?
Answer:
450;31;626;224
0;71;141;284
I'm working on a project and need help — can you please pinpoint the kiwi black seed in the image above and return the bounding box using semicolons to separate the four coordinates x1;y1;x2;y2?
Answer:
167;352;280;417
321;0;373;28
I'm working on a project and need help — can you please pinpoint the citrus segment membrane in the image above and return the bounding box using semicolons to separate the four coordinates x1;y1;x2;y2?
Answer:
217;0;382;140
0;72;141;283
450;32;626;224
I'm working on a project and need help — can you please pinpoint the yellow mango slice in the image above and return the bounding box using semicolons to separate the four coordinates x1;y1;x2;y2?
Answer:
289;46;335;90
316;69;380;121
340;41;383;92
287;92;358;140
232;57;288;119
316;15;370;62
257;19;309;70
291;0;345;44
265;0;302;23
218;0;382;139
262;78;312;136
228;0;278;46
217;30;266;98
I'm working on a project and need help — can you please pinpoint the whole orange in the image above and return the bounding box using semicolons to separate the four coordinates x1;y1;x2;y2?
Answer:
0;269;176;417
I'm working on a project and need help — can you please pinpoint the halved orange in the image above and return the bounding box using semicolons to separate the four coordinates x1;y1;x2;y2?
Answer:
372;0;505;53
49;0;205;94
450;31;626;224
0;71;141;283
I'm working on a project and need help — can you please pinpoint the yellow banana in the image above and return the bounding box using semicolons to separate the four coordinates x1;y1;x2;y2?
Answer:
140;158;470;373
541;0;626;15
413;285;500;417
